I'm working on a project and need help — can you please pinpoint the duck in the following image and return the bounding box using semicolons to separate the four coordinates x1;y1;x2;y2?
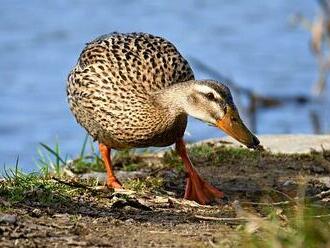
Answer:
67;32;260;205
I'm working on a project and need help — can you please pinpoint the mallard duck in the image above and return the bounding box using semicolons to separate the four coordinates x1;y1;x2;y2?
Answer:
67;32;260;204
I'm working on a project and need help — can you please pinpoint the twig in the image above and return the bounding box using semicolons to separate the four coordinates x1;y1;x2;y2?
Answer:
38;222;74;230
208;238;218;248
194;214;265;222
269;188;297;203
51;177;91;190
240;201;292;206
309;214;330;219
309;189;330;200
168;197;214;208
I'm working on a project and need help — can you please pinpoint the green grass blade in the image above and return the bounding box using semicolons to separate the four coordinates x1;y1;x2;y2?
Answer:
39;143;66;165
80;133;89;158
54;142;60;175
14;155;19;179
2;164;11;181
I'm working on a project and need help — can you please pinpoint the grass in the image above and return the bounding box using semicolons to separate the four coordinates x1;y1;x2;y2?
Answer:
123;176;164;193
36;134;105;175
0;135;160;205
0;165;76;205
0;135;99;205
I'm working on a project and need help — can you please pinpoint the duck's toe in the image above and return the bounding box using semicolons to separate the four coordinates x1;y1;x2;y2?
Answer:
184;172;224;205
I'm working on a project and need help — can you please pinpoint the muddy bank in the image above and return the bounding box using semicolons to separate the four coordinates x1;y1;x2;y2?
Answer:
1;136;330;247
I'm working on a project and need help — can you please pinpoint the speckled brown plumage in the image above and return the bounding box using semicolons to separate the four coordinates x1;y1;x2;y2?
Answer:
67;32;194;149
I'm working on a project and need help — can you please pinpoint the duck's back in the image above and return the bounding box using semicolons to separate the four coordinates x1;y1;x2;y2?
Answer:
67;32;194;148
70;32;194;92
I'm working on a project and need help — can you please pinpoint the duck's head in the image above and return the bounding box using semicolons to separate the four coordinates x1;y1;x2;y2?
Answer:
162;80;260;149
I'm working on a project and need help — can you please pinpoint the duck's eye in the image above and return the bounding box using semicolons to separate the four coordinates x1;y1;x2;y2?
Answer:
223;105;227;115
205;92;216;101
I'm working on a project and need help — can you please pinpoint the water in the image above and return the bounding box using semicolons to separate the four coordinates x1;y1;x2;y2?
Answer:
1;0;329;171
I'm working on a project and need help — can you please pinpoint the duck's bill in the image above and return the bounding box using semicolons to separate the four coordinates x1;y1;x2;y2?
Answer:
216;106;260;149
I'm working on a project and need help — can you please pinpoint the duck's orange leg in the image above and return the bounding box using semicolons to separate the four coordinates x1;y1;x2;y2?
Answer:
175;139;224;205
99;143;122;189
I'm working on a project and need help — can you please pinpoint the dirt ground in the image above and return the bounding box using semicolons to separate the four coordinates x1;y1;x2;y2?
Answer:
1;142;330;247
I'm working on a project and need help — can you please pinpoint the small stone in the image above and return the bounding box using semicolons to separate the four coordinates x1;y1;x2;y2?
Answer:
283;180;295;187
0;214;17;225
0;197;11;207
311;165;325;173
319;177;330;188
31;208;42;217
112;219;123;226
125;218;134;224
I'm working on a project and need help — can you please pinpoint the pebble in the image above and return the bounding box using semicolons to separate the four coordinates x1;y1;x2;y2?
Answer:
283;180;295;187
31;208;42;217
0;214;17;225
125;218;134;224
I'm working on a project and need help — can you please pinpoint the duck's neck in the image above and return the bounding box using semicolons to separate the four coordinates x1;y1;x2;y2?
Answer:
153;81;193;115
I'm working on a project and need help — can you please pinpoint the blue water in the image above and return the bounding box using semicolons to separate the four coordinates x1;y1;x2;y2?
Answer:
1;0;329;171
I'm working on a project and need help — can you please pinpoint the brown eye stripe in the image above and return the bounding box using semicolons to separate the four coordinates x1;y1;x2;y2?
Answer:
203;92;216;101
